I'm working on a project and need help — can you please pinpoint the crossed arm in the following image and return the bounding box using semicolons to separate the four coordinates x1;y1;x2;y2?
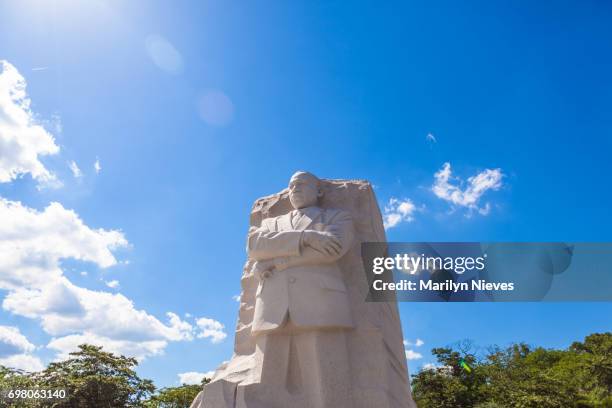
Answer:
246;211;355;278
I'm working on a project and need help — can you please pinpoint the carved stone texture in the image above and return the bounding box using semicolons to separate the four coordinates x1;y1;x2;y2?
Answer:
191;173;416;408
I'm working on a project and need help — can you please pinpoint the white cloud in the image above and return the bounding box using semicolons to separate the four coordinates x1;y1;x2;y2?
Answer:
0;326;35;357
0;353;44;372
0;60;60;185
47;333;167;362
403;338;424;363
0;197;202;361
80;271;88;276
0;198;127;292
68;161;82;178
232;294;240;302
404;338;424;348
178;371;215;385
432;162;503;215
167;312;194;342
94;158;101;174
3;280;195;343
426;132;437;144
105;279;119;289
0;326;43;372
383;198;417;229
196;317;227;344
405;349;423;360
46;312;195;361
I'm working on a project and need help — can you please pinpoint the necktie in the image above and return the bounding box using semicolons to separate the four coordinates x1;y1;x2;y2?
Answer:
292;211;304;228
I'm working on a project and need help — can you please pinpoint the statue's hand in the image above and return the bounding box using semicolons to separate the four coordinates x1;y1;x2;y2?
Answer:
253;260;275;281
302;231;342;255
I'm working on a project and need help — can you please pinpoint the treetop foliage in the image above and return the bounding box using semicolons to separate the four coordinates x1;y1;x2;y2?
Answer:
412;332;612;408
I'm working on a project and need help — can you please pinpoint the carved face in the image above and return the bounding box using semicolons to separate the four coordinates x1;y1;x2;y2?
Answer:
288;172;320;209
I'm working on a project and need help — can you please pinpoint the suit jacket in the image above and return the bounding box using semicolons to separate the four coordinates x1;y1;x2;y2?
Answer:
247;207;355;333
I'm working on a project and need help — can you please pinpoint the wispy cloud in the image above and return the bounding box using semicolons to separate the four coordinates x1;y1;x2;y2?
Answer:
405;349;423;360
404;338;424;347
94;158;101;174
105;280;119;289
432;162;503;215
426;132;437;145
383;198;418;229
68;161;82;178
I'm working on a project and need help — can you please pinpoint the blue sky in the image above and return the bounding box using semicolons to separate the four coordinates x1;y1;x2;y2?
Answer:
0;0;611;388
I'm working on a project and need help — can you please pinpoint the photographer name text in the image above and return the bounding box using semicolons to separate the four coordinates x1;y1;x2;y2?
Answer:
371;279;514;292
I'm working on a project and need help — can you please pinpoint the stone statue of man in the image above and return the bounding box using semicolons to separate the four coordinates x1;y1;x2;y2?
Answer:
245;170;355;407
190;171;417;408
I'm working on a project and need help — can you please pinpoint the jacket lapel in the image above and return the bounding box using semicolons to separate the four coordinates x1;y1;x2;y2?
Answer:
277;212;293;232
292;207;322;231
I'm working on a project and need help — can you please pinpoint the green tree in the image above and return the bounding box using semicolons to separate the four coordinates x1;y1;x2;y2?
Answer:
570;333;612;406
412;333;612;408
32;344;155;407
482;344;578;407
411;342;487;408
0;366;38;407
144;378;210;408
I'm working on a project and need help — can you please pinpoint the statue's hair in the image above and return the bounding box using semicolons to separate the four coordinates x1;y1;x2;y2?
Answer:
291;171;320;185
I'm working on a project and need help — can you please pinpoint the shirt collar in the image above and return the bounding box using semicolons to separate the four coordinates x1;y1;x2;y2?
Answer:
294;206;321;219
